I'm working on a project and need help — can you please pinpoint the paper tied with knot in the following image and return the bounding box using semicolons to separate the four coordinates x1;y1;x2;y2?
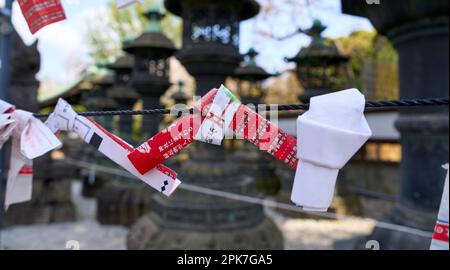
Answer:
45;98;181;196
1;99;62;210
291;89;372;212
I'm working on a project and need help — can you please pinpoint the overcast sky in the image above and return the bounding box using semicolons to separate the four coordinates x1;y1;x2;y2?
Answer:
1;0;373;87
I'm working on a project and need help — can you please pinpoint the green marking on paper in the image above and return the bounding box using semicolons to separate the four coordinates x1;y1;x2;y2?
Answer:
220;85;241;104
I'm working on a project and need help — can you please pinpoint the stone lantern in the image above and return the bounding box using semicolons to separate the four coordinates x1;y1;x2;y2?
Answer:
123;5;177;138
126;0;283;250
286;19;350;103
84;70;118;131
107;54;140;140
233;48;273;104
342;0;449;249
172;80;190;105
232;48;280;195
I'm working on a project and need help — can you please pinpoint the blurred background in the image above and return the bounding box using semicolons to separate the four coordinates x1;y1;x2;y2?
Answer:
0;0;448;250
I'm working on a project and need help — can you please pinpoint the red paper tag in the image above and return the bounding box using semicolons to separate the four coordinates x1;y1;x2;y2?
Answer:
18;0;66;34
433;222;449;243
18;166;33;175
129;115;199;175
231;105;298;169
128;89;218;175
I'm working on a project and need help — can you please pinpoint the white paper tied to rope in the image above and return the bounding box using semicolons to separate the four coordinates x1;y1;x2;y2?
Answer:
0;100;16;147
115;0;143;9
430;164;449;250
291;89;372;212
45;98;181;196
0;100;62;210
195;85;241;145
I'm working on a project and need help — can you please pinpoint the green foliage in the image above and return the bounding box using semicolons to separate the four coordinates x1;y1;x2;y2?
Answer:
334;31;399;100
86;0;182;65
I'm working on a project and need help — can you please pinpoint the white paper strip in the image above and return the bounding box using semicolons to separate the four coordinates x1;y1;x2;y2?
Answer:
3;108;62;210
45;99;181;196
194;85;241;145
430;164;449;250
291;89;372;212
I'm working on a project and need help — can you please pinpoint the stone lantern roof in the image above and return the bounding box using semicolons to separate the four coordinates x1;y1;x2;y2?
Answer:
234;48;273;82
123;5;177;56
106;55;134;72
286;19;348;66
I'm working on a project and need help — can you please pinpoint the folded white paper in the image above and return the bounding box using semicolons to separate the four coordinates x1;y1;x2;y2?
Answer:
115;0;143;9
0;100;16;147
430;164;449;250
1;116;16;148
45;99;181;196
2;105;62;210
194;85;241;145
291;89;372;212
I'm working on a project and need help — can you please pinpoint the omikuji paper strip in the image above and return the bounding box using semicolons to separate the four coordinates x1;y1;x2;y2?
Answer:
198;85;298;169
17;0;67;34
128;89;218;175
129;86;298;176
45;99;181;196
430;164;449;250
1;99;62;210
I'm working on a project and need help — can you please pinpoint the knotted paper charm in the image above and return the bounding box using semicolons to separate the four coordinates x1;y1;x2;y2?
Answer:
196;85;299;169
1;99;62;210
0;100;16;147
45;99;181;196
291;89;372;212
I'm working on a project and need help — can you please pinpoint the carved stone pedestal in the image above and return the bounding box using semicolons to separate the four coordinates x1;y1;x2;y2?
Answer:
128;213;282;250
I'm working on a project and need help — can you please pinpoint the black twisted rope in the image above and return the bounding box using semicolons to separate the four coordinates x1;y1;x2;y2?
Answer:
33;98;449;118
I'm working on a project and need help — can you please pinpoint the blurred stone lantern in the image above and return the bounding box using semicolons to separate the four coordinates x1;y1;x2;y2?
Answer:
164;0;260;91
343;0;449;249
126;0;283;250
106;54;140;140
123;5;177;138
84;67;118;131
233;48;273;105
171;80;190;105
286;19;350;103
232;48;281;196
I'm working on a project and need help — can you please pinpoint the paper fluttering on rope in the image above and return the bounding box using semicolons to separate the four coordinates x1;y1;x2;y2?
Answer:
0;100;16;147
291;89;372;212
115;0;143;9
128;85;298;176
430;164;449;250
1;99;62;210
128;89;217;175
196;85;298;168
45;99;181;196
17;0;67;34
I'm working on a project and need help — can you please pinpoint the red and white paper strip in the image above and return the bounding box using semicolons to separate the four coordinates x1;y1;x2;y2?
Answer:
1;99;62;210
45;99;181;196
430;164;449;250
128;85;298;176
115;0;143;9
197;85;298;169
195;85;241;146
17;0;67;34
128;89;217;175
0;100;16;147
